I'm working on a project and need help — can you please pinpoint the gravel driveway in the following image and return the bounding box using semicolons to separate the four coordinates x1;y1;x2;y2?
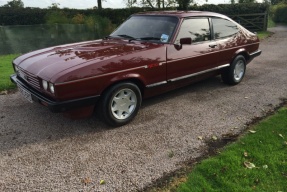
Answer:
1;26;287;192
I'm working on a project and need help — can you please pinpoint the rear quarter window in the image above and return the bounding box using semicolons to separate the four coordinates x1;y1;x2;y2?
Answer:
212;18;239;39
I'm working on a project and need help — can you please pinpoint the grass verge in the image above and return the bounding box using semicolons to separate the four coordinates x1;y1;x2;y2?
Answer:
0;54;19;92
176;107;287;192
268;16;276;28
257;31;272;40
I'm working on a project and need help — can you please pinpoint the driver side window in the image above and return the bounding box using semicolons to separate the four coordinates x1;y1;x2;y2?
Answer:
175;18;211;44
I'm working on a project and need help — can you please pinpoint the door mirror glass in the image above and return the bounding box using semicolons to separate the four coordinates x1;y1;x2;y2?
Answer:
180;37;192;45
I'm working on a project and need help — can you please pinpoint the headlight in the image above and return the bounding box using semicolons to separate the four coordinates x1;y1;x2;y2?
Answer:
42;80;48;90
49;83;55;94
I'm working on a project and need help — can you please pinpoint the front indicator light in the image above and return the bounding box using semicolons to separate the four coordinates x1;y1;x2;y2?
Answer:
42;80;48;90
49;83;55;94
14;65;19;73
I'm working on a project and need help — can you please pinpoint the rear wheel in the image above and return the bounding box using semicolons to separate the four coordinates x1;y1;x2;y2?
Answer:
222;55;246;85
100;82;142;127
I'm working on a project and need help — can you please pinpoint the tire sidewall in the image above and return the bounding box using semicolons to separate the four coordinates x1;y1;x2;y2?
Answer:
231;55;246;84
101;82;142;126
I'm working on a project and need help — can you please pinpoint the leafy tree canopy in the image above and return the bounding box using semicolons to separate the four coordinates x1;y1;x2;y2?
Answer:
2;0;24;8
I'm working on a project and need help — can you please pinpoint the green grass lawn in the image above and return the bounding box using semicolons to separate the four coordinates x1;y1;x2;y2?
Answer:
257;31;272;40
0;54;20;91
176;107;287;192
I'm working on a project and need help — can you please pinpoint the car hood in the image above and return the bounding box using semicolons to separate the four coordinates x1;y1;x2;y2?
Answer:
14;39;155;81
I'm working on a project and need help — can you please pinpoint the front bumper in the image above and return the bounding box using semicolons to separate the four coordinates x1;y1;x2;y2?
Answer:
10;74;100;113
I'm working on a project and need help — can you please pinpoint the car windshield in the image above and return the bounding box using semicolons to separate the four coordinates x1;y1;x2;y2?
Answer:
110;15;178;43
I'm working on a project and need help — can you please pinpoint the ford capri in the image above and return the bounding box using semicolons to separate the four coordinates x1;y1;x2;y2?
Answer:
11;11;261;126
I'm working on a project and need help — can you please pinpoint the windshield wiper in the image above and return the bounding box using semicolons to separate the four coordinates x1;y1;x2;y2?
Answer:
115;35;161;42
116;34;136;39
104;35;116;39
138;37;161;41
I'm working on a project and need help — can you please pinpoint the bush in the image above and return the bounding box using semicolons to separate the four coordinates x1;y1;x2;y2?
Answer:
0;4;269;26
45;10;70;24
84;15;116;35
270;3;287;23
189;3;269;15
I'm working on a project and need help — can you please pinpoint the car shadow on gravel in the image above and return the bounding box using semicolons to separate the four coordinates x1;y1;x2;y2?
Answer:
141;75;227;109
0;100;108;152
0;75;231;153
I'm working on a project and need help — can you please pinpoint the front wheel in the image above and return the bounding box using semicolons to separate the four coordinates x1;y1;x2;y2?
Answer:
221;55;246;85
100;82;142;127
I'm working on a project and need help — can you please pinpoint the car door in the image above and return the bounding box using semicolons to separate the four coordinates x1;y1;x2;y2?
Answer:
166;17;219;82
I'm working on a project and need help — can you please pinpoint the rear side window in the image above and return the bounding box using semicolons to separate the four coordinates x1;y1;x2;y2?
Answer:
212;18;238;39
175;18;211;44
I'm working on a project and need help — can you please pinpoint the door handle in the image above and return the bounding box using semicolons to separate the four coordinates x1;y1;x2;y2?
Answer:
209;44;217;48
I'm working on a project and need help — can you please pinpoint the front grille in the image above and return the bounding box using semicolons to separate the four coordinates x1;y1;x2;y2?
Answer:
17;69;41;89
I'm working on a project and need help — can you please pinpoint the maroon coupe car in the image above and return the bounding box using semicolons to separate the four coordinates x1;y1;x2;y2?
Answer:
11;11;261;126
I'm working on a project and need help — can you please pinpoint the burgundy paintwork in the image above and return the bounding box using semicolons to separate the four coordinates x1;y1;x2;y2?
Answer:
11;11;261;119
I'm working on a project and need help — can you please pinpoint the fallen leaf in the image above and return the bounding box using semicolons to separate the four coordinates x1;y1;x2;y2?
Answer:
212;135;218;141
168;150;174;158
198;136;203;140
262;165;268;169
279;134;284;139
0;90;8;95
100;180;105;185
243;151;248;157
249;130;256;134
82;177;91;185
244;161;256;169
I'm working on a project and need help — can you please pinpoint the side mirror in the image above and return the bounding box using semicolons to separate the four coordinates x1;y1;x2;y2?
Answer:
174;37;192;50
180;37;192;45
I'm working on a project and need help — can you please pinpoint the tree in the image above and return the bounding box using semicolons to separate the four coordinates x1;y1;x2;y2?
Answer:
97;0;102;10
126;0;137;7
265;0;287;5
238;0;256;3
48;3;60;9
2;0;24;8
127;0;178;9
177;0;192;10
125;0;194;9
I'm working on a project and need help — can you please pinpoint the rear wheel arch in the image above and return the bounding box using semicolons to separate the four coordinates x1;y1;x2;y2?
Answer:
233;49;250;63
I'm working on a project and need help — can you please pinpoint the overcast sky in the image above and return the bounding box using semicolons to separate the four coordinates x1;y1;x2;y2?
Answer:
0;0;233;9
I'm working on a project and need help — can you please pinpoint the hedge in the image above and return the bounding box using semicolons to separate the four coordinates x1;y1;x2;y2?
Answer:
270;3;287;23
0;3;269;26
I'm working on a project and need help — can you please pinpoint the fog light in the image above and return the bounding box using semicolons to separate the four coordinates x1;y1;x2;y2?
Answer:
49;83;55;94
42;80;48;90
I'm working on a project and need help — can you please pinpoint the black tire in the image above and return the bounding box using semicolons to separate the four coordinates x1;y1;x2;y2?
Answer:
221;55;246;85
100;82;142;127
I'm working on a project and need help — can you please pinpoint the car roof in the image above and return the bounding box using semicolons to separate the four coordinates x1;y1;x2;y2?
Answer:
133;11;229;20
